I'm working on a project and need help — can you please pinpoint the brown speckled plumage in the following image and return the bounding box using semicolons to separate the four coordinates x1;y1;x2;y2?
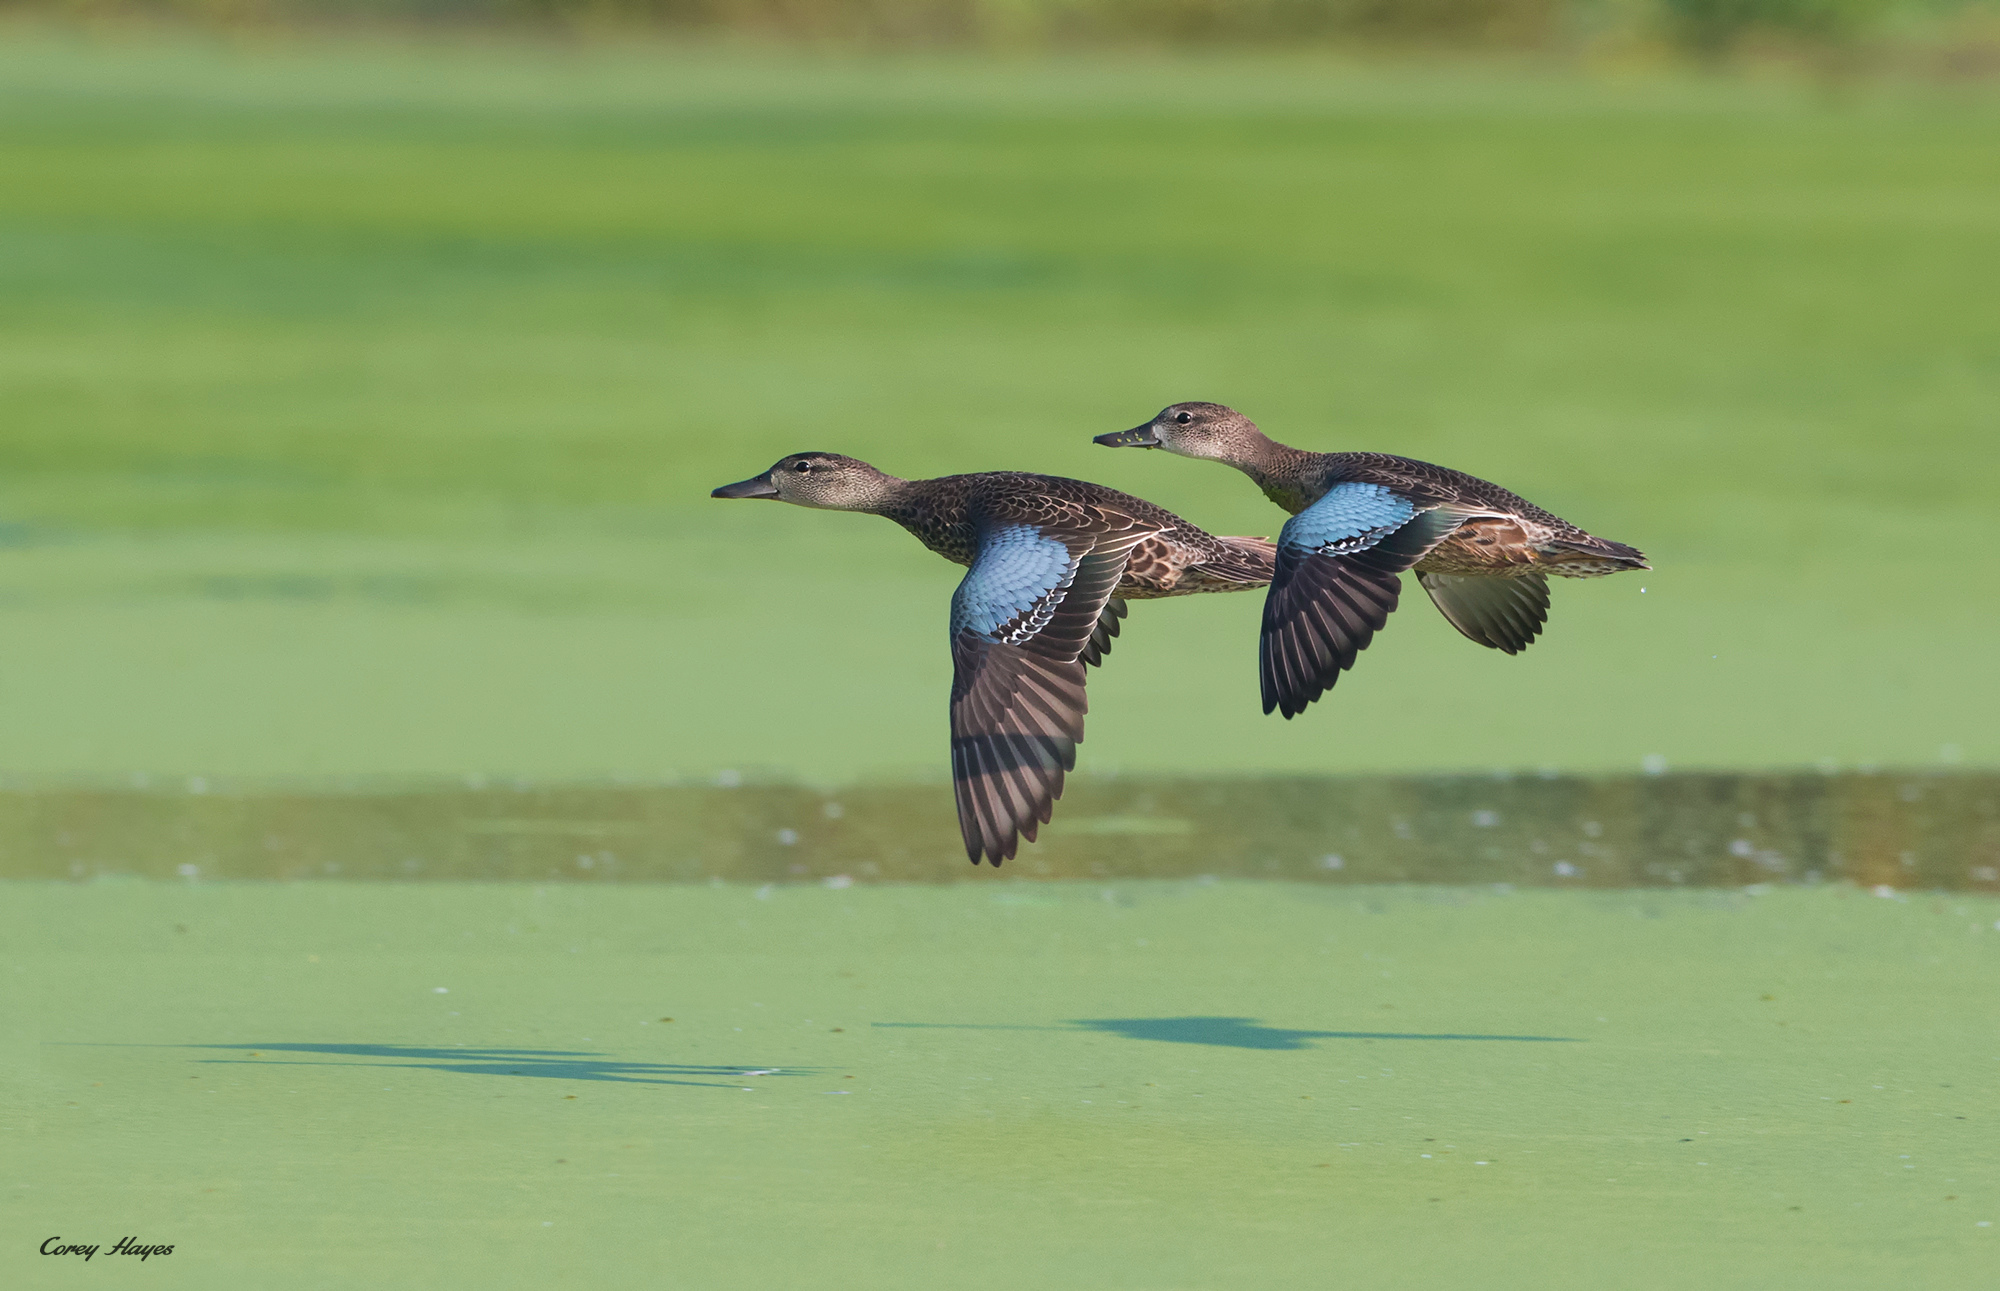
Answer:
1235;445;1639;576
876;471;1274;599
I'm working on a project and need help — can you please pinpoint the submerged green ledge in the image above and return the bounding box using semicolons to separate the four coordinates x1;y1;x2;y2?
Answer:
3;770;1994;889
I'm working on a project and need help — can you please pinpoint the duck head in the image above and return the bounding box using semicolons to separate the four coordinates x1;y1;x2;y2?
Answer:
711;453;904;511
1094;402;1270;464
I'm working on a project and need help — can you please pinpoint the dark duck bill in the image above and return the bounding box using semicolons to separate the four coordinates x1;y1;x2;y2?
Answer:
1093;424;1162;449
711;473;780;499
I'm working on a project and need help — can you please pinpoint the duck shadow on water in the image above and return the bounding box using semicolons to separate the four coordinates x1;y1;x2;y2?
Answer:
183;1043;811;1088
878;1017;1577;1050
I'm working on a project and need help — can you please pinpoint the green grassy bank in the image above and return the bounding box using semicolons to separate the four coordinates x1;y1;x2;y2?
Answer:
7;879;2000;1287
0;35;1996;782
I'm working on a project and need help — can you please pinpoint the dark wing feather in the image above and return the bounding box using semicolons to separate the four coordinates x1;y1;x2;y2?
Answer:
1419;572;1549;654
1259;554;1402;720
1261;494;1462;720
1081;598;1127;668
950;539;1138;865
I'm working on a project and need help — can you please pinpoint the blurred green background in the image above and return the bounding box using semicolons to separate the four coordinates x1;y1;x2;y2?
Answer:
0;27;1996;785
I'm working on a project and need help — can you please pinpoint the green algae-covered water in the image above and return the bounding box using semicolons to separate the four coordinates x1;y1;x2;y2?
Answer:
9;878;1999;1289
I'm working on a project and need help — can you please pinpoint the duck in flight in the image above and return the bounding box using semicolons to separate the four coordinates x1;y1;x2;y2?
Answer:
712;453;1275;864
1095;403;1647;720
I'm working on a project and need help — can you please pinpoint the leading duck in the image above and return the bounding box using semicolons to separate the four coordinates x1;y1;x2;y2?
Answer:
1096;403;1647;719
713;453;1275;865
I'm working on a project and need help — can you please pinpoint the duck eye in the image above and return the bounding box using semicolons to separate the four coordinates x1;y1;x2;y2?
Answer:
792;461;812;473
1175;411;1193;424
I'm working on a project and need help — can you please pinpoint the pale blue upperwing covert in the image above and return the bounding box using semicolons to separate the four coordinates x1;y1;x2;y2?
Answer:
949;525;1080;644
1276;482;1419;560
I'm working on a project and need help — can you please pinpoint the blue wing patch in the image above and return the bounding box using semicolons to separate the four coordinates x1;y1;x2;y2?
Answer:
951;525;1081;644
1278;482;1420;559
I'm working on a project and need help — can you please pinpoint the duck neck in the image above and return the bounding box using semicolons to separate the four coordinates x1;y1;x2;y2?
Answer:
874;477;975;564
1224;434;1320;516
844;473;914;516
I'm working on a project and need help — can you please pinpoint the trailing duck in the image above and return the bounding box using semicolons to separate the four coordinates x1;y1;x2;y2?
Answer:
1096;403;1647;720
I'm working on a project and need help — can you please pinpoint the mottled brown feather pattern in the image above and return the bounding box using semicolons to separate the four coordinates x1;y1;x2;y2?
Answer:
878;472;1274;599
1257;449;1646;580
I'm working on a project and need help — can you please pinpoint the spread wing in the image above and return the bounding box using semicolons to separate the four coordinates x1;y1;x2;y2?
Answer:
1262;483;1462;719
949;524;1140;865
1420;571;1549;654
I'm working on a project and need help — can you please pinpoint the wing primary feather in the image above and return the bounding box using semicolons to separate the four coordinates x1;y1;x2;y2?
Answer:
1259;516;1425;718
951;742;982;863
1081;597;1127;668
963;738;1007;863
